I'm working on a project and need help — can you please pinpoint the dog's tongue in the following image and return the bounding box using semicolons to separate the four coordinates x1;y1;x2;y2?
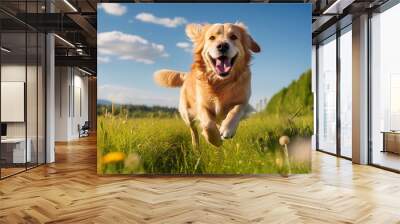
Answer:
216;57;231;74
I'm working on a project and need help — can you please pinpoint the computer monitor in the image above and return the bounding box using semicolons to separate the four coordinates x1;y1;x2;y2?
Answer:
1;123;7;137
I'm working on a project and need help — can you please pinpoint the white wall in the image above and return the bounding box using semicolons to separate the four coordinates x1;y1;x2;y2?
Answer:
55;67;89;141
71;73;89;138
55;66;70;141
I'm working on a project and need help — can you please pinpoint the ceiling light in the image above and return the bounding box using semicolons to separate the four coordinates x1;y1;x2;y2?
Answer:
78;67;92;76
63;0;78;12
76;48;85;55
323;0;341;14
323;0;355;15
1;47;11;53
54;34;75;48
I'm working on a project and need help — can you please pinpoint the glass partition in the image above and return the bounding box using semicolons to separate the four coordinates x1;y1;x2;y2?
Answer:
0;1;46;179
1;30;28;177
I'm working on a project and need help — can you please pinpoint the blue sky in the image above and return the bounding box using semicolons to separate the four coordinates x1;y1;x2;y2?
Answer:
98;3;311;108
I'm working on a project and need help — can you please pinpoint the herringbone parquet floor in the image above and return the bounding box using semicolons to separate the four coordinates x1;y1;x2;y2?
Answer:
1;135;400;224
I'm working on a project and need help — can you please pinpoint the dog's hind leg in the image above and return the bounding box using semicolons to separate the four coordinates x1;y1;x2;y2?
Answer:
181;115;199;149
189;122;199;149
179;92;199;149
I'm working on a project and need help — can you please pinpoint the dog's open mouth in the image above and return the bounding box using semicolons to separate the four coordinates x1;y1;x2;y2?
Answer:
209;54;238;77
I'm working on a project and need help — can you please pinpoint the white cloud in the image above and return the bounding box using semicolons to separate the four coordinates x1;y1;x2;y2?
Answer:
98;84;179;107
176;42;190;48
176;42;192;53
98;56;110;64
135;12;187;28
98;31;168;64
98;3;127;16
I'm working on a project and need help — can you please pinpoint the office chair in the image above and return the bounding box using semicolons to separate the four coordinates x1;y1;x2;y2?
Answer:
79;121;90;138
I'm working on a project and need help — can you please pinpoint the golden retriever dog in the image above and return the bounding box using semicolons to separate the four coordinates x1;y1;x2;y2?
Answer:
154;22;260;147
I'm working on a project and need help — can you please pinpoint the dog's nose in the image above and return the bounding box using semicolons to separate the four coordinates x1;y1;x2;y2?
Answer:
217;42;229;53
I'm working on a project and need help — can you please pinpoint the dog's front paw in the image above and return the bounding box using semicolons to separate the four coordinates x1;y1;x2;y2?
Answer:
220;125;236;140
202;123;222;147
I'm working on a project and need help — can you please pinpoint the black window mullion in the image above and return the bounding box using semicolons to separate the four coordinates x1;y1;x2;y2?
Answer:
44;32;47;164
36;0;39;167
44;0;48;165
25;0;28;171
336;27;341;157
0;23;2;179
315;44;320;151
367;11;373;165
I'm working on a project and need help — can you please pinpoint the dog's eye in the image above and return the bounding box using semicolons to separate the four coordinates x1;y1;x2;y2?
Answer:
230;35;238;40
209;36;215;40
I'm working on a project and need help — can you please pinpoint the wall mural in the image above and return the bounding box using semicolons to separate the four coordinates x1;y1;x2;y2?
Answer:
97;3;312;175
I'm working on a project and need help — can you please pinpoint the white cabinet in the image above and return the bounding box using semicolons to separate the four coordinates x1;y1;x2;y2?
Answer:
1;138;32;163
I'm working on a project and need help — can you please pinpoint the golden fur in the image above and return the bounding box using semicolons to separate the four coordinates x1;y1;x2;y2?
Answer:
154;22;260;147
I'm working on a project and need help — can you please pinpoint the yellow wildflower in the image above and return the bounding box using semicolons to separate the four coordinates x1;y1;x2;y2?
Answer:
103;152;125;164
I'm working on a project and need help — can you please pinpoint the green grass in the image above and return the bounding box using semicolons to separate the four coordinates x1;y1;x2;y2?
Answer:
97;69;313;174
97;113;313;175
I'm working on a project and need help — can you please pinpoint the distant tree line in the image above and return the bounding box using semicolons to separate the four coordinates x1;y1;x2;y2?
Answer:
97;104;179;119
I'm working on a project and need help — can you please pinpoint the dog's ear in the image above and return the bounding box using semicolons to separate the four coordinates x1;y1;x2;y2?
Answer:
247;35;260;53
186;23;206;42
235;22;260;53
234;22;248;30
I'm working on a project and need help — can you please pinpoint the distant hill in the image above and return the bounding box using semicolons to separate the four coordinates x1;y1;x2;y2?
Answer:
97;99;112;105
264;69;313;116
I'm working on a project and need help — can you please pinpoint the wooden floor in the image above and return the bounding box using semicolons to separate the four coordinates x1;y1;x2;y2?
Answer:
1;167;26;178
372;151;400;171
1;136;400;223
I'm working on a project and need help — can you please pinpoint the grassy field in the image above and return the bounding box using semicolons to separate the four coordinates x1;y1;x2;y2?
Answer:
97;69;313;175
97;112;313;175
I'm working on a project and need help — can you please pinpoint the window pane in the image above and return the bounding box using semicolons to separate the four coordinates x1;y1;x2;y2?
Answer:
340;27;352;158
318;35;337;154
371;3;400;171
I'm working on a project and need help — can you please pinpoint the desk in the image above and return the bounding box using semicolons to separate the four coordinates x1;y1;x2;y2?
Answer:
381;131;400;154
1;138;31;163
